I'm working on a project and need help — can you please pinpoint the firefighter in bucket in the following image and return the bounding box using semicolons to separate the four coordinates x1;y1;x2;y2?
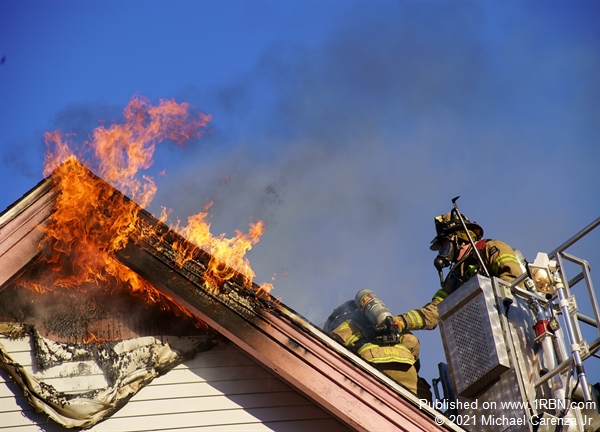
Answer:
394;208;522;333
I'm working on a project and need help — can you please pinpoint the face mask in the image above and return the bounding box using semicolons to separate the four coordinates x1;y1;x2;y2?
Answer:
434;237;455;271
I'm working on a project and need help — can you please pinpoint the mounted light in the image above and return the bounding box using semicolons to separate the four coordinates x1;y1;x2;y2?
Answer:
528;252;557;295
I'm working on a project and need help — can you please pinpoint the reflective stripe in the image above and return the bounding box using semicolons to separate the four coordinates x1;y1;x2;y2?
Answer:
492;254;520;274
338;321;350;330
333;320;364;348
356;343;380;355
357;343;415;365
346;331;363;348
464;264;478;279
406;310;424;329
432;289;448;302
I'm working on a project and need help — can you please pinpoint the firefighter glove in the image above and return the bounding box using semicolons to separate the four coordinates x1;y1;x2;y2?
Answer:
393;315;407;332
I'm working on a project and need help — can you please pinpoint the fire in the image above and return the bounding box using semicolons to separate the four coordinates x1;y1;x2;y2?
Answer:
174;203;268;291
19;95;272;319
83;331;117;346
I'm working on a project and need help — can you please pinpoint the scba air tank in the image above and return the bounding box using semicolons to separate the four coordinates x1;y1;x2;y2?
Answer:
355;289;394;327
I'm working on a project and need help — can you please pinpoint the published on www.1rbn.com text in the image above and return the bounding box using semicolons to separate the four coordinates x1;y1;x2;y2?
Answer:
419;398;597;428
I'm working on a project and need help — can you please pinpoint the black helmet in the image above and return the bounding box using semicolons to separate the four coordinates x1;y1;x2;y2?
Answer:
430;210;483;251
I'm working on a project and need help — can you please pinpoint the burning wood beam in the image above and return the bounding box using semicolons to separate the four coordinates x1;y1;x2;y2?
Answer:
115;212;446;432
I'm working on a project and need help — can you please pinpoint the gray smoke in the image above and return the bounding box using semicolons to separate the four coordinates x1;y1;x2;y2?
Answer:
150;3;598;383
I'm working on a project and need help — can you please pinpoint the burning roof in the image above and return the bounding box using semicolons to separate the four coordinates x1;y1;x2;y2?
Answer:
0;152;282;428
1;158;455;431
0;95;278;429
0;96;455;431
0;159;245;429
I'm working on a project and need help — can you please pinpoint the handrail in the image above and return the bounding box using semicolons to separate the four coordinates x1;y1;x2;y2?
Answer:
548;217;600;259
506;218;600;398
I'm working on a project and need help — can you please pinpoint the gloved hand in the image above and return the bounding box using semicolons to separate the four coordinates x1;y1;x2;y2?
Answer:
393;315;407;332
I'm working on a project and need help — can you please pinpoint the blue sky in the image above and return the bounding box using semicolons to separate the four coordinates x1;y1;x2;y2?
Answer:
1;1;599;390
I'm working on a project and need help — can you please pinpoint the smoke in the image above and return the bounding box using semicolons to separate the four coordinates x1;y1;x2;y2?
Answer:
0;0;596;391
1;103;126;182
156;3;599;382
155;3;596;315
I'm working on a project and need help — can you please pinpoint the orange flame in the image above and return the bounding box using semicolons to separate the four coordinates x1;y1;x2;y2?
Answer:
20;95;272;320
83;331;118;346
173;202;268;291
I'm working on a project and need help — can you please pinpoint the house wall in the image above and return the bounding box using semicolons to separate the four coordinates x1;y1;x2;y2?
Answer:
0;335;351;432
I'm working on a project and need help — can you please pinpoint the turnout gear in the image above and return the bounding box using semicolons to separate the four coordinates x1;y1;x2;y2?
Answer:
324;294;432;401
399;209;520;331
326;301;410;359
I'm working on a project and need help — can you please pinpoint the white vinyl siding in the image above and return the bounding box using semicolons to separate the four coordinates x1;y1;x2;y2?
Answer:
1;336;351;432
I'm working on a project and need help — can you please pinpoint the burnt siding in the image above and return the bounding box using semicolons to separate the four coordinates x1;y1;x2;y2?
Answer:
0;337;352;432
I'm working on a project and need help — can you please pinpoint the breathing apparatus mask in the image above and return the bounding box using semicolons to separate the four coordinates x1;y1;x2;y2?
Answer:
430;207;484;286
434;236;457;272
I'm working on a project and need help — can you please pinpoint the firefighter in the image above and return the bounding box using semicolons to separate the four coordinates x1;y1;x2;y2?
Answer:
394;210;523;332
324;299;433;401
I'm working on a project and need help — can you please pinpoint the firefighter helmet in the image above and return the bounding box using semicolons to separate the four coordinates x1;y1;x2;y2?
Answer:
430;210;483;251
